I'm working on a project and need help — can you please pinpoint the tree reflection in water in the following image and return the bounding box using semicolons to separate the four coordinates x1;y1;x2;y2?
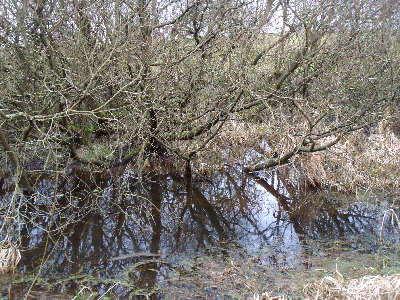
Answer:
0;165;397;297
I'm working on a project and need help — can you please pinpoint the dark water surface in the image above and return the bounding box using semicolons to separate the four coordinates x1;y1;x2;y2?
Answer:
0;164;399;299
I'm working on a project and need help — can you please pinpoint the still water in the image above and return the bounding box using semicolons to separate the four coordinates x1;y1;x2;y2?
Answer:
0;163;399;298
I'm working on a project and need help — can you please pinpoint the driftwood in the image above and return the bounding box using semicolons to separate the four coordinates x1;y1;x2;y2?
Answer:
109;252;160;261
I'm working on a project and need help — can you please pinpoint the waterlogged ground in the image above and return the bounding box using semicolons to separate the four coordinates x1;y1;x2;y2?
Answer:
1;164;400;299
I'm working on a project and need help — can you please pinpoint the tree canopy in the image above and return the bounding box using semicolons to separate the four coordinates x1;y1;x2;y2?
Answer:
0;0;399;192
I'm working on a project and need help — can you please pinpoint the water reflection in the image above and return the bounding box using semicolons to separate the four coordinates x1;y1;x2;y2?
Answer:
0;164;398;297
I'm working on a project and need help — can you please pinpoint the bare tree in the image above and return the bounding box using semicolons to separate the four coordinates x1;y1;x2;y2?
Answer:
0;0;398;185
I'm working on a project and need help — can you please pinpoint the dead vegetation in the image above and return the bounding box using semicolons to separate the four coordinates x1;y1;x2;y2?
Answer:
158;236;400;299
0;1;399;298
297;120;400;193
192;117;400;195
303;274;400;300
0;246;21;274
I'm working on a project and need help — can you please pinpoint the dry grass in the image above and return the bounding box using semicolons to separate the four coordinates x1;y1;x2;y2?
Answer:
0;246;21;274
303;273;400;300
192;118;400;194
298;121;400;193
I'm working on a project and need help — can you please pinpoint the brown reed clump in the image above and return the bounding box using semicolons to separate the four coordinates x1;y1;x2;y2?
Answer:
0;246;21;274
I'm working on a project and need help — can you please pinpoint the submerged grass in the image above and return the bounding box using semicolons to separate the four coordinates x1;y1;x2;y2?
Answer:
287;237;400;299
155;234;400;299
3;230;400;299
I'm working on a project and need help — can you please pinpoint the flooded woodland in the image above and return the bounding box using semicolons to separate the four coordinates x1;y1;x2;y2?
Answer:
1;0;400;298
1;158;400;299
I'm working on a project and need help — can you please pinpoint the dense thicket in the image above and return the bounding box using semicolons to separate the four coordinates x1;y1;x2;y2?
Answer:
0;0;399;192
